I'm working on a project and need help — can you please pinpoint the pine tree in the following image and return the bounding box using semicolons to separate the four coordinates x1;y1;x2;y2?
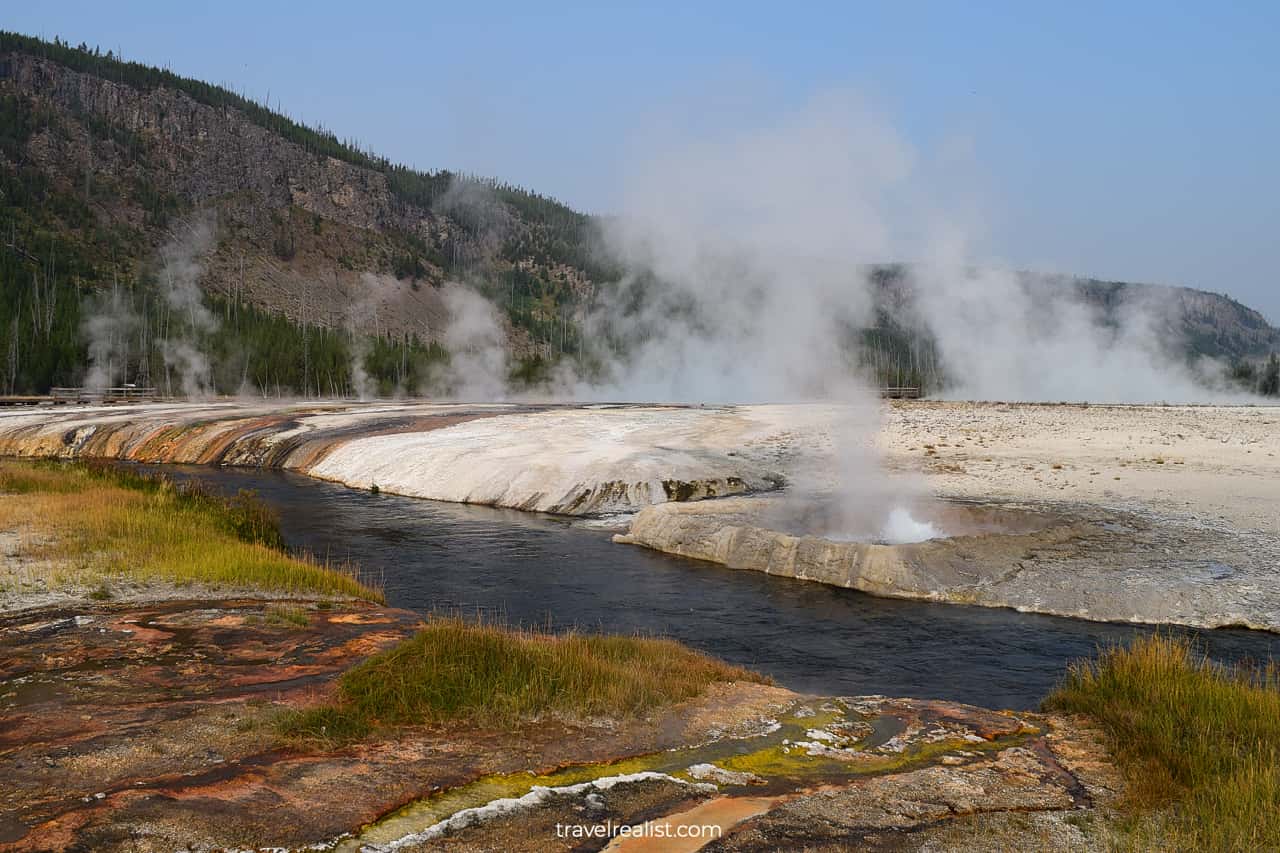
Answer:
1261;353;1280;397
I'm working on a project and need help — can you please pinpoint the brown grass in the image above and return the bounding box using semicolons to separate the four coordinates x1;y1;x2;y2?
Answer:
1045;634;1280;851
0;460;381;602
279;616;769;743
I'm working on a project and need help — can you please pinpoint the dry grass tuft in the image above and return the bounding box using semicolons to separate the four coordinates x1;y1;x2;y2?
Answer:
1045;634;1280;852
0;460;381;602
279;616;769;743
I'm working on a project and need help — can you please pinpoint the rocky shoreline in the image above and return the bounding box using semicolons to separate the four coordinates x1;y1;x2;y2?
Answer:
0;595;1122;852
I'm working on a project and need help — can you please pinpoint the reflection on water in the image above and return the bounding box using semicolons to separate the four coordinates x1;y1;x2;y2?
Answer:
139;464;1280;710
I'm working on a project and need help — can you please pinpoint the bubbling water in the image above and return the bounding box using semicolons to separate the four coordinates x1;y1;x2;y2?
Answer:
880;507;942;544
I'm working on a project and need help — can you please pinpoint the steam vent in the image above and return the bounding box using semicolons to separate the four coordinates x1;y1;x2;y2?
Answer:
616;496;1165;622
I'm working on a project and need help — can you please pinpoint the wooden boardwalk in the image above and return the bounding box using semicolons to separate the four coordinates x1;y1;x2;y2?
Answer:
880;386;923;399
0;387;165;407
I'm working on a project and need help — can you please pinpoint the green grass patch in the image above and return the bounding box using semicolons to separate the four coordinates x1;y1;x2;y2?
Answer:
1044;634;1280;851
0;459;381;602
279;617;769;744
265;603;310;628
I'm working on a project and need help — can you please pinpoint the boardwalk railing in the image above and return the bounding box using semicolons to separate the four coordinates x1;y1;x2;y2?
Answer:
879;386;922;399
44;387;163;404
50;387;91;403
103;386;160;402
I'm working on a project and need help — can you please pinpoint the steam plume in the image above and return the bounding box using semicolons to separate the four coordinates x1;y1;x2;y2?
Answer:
158;216;218;398
82;284;137;392
567;92;930;540
436;283;509;400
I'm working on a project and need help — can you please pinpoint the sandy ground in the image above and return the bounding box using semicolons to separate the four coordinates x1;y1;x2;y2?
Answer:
885;402;1280;534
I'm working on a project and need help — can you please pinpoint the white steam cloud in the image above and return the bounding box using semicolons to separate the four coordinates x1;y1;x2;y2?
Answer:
82;284;138;392
571;92;903;403
436;283;509;400
158;216;218;398
563;92;931;539
907;262;1252;403
80;215;219;399
346;275;386;400
563;89;1256;407
501;87;1255;535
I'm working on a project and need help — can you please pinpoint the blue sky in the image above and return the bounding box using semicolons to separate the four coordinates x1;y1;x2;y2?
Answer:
5;2;1278;320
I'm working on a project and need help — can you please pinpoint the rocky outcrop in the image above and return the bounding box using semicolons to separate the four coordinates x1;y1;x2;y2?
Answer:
0;592;1123;852
305;405;784;515
2;52;442;240
336;694;1122;853
0;597;424;851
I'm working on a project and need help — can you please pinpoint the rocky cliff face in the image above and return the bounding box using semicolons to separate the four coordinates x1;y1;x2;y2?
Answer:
0;47;586;352
1070;276;1280;360
7;54;396;227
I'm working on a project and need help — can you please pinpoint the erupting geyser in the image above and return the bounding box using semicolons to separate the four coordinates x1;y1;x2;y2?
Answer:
880;507;942;544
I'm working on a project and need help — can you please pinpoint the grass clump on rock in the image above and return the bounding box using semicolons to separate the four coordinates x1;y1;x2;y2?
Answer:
1045;634;1280;852
0;459;381;602
280;617;769;744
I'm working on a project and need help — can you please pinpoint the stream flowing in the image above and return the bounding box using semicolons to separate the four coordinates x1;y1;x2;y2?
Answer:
140;463;1280;710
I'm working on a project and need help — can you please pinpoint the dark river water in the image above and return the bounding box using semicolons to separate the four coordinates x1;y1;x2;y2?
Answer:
141;464;1280;710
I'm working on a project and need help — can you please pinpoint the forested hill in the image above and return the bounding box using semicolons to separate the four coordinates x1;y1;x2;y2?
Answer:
0;31;609;396
0;32;1276;397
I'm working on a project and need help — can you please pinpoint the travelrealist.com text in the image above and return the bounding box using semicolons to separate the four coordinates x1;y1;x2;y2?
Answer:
554;821;724;840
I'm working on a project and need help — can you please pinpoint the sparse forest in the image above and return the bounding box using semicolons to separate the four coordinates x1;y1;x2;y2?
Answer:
0;86;445;397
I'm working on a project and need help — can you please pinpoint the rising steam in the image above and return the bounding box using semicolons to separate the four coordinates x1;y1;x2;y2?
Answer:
564;93;934;539
70;83;1262;537
907;264;1253;403
80;215;219;397
395;91;1259;540
435;283;509;400
568;92;902;403
562;90;1256;407
82;284;138;392
157;216;218;398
